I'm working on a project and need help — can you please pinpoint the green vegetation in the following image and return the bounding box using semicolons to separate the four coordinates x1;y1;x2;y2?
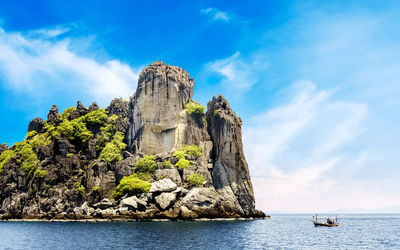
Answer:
43;122;60;139
29;133;51;150
185;101;205;117
44;116;93;142
74;182;85;198
156;176;164;181
43;108;111;143
26;131;37;139
179;145;202;157
92;186;100;192
135;155;157;173
172;145;201;169
162;160;172;169
173;145;202;159
96;116;118;151
14;141;40;179
175;158;191;169
99;132;126;163
0;149;16;173
0;105;124;182
214;109;220;117
34;168;47;178
82;109;108;128
135;172;153;181
59;107;76;120
186;173;205;186
172;150;187;160
112;173;152;199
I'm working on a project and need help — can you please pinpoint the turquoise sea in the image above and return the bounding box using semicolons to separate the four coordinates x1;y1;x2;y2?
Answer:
0;214;399;249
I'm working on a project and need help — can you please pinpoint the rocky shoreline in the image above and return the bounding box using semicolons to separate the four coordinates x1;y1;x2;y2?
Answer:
0;61;265;220
1;217;268;222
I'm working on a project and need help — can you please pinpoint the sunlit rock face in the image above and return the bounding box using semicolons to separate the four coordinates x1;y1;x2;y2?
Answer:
128;61;196;154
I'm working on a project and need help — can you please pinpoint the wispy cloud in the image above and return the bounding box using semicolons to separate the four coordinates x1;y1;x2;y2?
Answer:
243;81;379;212
0;26;140;106
203;51;268;92
201;7;231;22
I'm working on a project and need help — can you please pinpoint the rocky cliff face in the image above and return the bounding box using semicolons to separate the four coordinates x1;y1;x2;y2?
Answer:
0;61;265;220
128;61;208;154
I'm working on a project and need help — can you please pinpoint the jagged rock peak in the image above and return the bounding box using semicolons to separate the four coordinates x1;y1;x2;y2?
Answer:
77;100;85;110
27;117;44;133
0;143;8;155
106;98;129;117
206;94;256;216
88;102;99;112
47;104;58;122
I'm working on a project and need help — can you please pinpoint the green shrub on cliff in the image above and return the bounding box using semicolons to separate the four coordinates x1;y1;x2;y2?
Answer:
172;145;201;169
57;119;75;139
44;115;93;143
14;141;40;179
179;145;202;157
0;149;15;173
34;168;47;178
29;133;52;149
186;173;205;186
26;131;37;139
70;119;93;142
43;122;60;139
162;160;172;169
185;101;205;117
82;108;108;128
59;107;76;120
135;155;157;173
96;123;117;151
172;150;187;160
99;132;126;163
74;182;85;198
112;173;151;199
175;158;191;169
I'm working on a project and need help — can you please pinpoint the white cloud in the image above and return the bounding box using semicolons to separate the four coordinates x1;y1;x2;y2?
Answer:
204;51;268;92
0;26;139;106
201;8;231;22
241;81;392;213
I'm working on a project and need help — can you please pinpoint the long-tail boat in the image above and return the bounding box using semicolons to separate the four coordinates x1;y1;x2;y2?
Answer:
312;214;339;227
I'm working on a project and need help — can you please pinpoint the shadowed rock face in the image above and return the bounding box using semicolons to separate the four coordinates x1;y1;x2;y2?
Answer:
206;95;256;216
0;61;265;220
28;118;44;133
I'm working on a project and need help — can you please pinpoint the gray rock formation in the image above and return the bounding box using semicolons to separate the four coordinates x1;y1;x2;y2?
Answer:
149;178;177;193
28;118;44;133
128;61;208;154
47;104;59;122
206;95;257;216
0;61;265;220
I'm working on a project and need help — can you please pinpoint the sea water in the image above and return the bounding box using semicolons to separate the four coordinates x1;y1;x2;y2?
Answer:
0;214;399;249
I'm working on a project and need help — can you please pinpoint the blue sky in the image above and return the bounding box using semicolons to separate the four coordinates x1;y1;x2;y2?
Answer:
0;0;399;212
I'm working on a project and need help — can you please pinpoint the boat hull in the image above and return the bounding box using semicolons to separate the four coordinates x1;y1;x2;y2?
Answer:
313;221;339;227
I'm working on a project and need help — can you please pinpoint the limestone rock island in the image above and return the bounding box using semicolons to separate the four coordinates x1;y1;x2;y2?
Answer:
0;61;265;220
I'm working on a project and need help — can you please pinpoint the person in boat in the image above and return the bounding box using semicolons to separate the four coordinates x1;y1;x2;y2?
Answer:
326;218;334;224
